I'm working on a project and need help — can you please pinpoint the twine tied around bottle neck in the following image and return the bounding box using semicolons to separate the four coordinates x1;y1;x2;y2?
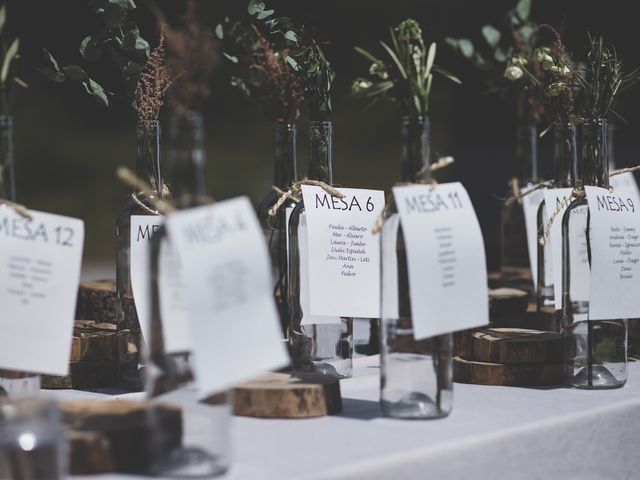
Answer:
537;164;640;247
116;167;176;215
0;198;32;219
267;179;344;217
504;181;555;206
371;157;455;235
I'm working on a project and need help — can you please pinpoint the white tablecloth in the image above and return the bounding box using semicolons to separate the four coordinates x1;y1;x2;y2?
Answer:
50;355;640;480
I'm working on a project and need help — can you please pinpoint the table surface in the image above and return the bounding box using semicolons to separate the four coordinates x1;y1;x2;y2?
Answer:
46;354;640;480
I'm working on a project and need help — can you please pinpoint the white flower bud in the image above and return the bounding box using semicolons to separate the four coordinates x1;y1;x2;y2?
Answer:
504;65;524;81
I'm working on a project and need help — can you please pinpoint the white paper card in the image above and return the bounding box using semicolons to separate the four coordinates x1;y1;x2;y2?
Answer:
392;183;488;340
298;212;341;325
522;186;545;289
0;207;84;375
380;213;400;319
158;238;192;353
166;197;289;397
300;185;385;318
543;188;573;310
586;186;640;320
611;172;640;201
130;215;162;341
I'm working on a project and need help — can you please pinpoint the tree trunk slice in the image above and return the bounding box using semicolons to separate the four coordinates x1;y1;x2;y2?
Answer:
67;430;114;475
233;372;342;418
41;360;119;389
75;279;134;325
61;400;182;474
453;356;564;386
489;288;529;316
471;328;564;364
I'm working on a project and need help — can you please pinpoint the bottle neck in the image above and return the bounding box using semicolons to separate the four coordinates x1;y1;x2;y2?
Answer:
517;122;539;184
0;115;15;201
136;120;164;197
274;122;297;188
308;121;333;184
553;123;578;188
166;112;207;206
401;116;430;182
582;118;609;188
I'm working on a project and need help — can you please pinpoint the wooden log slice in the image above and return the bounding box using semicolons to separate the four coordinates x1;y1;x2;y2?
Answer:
75;279;135;325
61;400;182;473
233;372;342;418
489;288;529;316
67;430;114;475
41;360;119;389
471;328;564;364
453;356;564;387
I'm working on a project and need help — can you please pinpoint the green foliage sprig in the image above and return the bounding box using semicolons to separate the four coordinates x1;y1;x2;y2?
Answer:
352;19;460;116
505;26;577;133
39;0;150;109
445;0;545;124
574;34;640;123
0;3;27;115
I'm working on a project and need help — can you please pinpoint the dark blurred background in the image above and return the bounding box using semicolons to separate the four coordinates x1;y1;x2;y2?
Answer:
7;0;640;270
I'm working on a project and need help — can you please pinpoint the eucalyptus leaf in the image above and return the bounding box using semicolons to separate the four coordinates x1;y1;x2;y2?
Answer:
63;65;89;81
123;32;149;58
257;9;274;20
0;38;19;84
285;55;299;70
80;36;102;61
518;24;535;43
223;52;239;63
215;24;224;39
38;49;66;82
458;39;474;58
481;25;501;48
515;0;531;21
494;48;508;63
247;0;265;16
284;30;297;42
123;61;143;76
82;78;109;107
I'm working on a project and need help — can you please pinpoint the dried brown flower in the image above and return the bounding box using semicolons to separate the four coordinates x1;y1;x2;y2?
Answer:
135;33;174;126
164;0;219;115
250;27;304;123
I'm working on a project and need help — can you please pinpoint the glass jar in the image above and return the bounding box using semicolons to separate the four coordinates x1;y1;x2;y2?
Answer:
257;122;298;336
562;118;627;389
288;120;353;378
537;123;578;317
116;120;164;391
380;116;453;419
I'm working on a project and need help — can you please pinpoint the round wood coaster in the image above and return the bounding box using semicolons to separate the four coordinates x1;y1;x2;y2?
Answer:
471;328;564;364
489;288;529;316
233;371;342;418
453;356;564;387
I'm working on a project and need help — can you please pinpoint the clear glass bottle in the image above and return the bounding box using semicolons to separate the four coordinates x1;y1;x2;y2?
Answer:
537;123;577;315
145;111;231;477
562;118;627;389
500;122;539;279
380;115;453;419
257;122;297;336
0;115;41;396
116;120;164;391
288;120;353;378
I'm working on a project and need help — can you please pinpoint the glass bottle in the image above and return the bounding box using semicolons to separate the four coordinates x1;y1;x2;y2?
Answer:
380;115;453;419
288;120;353;378
145;111;231;477
562;118;627;389
536;123;577;316
257;122;297;336
0;115;41;397
116;120;164;391
500;122;539;279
